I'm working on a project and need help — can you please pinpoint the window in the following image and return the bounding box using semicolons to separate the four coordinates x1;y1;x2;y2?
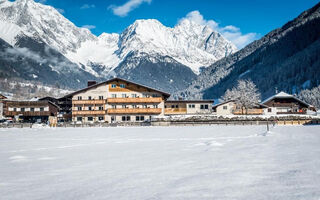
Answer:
98;106;103;110
112;105;116;109
200;105;204;109
132;104;137;108
122;104;127;108
13;108;17;112
268;108;272;112
99;96;103;100
223;106;228;110
142;94;147;98
192;104;195;108
77;117;82;121
40;107;44;112
136;116;145;121
30;107;35;112
204;104;209;109
120;84;125;88
175;105;179;108
21;108;25;112
122;116;131;121
111;84;116;88
98;116;104;121
88;117;93;121
132;94;137;98
188;104;195;108
165;105;167;108
122;94;127;98
88;106;92;111
77;107;82;111
88;96;92;100
77;96;82;100
153;105;158;108
152;94;159;97
171;105;175;108
143;105;147;108
111;94;117;98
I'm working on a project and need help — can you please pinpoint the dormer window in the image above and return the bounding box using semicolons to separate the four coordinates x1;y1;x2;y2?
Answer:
111;84;116;88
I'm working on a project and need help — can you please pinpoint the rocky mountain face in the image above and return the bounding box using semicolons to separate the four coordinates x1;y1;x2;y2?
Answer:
177;2;320;100
0;0;236;93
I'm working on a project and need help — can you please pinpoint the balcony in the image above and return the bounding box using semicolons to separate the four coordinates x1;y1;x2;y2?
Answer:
5;111;51;116
164;108;187;114
107;108;162;114
73;100;106;105
233;109;264;115
72;110;106;115
107;97;162;103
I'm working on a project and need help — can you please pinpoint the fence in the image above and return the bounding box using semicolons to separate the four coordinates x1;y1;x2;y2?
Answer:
0;119;319;128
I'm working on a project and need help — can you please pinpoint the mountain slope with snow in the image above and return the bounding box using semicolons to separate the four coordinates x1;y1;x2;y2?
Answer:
176;2;320;99
0;0;237;94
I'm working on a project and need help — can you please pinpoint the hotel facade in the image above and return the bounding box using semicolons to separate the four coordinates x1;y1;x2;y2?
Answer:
67;78;215;123
67;78;171;123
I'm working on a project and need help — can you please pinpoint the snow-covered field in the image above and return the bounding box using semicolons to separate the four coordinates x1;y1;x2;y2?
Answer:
0;126;320;200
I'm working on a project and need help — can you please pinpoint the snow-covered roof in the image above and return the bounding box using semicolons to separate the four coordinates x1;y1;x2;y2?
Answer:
262;91;311;107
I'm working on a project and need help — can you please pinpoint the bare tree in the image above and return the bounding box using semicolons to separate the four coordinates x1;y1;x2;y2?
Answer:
222;80;261;114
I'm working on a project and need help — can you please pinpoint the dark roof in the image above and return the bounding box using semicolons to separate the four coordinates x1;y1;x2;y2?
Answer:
165;99;214;103
4;100;60;109
0;94;7;99
63;77;171;99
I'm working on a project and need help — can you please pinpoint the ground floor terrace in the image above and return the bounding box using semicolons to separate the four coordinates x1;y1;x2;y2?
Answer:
0;126;320;200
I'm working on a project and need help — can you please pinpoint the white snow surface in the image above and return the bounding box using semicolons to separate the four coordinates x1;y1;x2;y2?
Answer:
0;125;320;200
0;0;237;75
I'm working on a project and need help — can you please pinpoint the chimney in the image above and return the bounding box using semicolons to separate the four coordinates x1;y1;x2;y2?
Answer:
87;81;97;87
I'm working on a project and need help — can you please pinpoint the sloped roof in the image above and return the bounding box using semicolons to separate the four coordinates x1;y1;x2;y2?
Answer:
64;77;171;99
262;91;311;107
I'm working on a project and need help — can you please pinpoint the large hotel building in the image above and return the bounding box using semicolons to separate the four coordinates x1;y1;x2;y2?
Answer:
67;78;214;123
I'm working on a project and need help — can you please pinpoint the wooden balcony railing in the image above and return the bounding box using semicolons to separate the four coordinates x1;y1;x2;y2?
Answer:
107;97;162;103
233;109;264;115
164;108;187;114
5;111;51;116
72;110;106;115
73;100;106;105
107;108;162;114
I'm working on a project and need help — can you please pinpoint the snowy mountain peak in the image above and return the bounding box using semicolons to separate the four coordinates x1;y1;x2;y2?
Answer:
0;0;238;78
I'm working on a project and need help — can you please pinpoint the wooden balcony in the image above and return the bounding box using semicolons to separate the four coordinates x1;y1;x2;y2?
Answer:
107;97;162;103
233;109;264;115
72;110;106;115
73;100;106;105
107;108;162;114
5;111;51;116
164;108;187;114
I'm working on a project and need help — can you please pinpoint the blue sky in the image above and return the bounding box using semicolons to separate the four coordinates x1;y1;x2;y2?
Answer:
35;0;319;48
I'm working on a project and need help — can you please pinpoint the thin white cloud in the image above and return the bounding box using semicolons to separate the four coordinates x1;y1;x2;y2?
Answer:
80;4;96;9
56;8;65;14
109;0;152;17
36;0;47;4
180;10;259;49
81;25;96;30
